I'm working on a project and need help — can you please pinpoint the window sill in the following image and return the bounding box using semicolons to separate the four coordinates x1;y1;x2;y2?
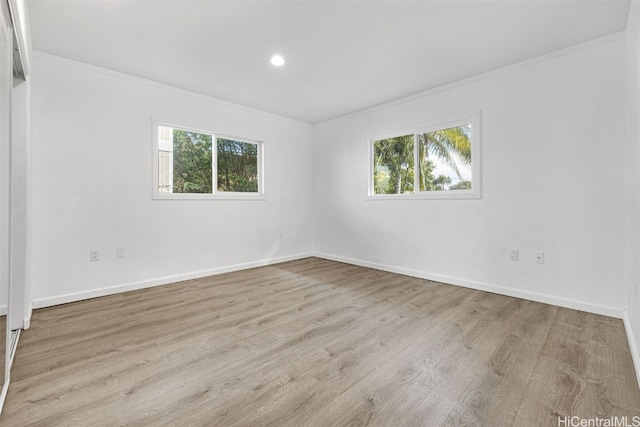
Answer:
153;193;266;201
366;191;480;201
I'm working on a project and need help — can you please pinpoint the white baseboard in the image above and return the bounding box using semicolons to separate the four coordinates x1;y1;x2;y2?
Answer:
24;251;636;387
623;310;640;389
313;252;624;319
32;252;314;309
30;250;625;319
1;302;31;327
23;251;636;393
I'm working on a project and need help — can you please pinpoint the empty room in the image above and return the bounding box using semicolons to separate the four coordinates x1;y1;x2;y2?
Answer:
0;0;640;425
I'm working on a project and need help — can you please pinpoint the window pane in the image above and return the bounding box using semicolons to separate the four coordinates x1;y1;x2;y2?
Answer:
217;138;259;193
172;129;213;193
373;134;414;194
419;124;472;191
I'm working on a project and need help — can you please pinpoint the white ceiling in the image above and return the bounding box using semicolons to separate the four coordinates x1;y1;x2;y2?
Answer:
28;0;630;124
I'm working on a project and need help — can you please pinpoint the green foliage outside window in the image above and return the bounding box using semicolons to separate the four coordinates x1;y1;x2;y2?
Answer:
373;134;415;194
373;124;472;195
173;130;213;193
163;127;260;195
449;180;471;190
217;139;258;192
419;125;471;191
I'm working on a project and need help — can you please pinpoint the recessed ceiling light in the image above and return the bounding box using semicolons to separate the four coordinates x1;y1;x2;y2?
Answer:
270;55;285;67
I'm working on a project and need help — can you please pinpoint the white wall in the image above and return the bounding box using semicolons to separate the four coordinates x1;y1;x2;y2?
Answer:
28;31;630;322
625;0;640;384
314;37;627;317
29;53;314;306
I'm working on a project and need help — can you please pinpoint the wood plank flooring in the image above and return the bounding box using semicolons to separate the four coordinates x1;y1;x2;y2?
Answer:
0;257;638;426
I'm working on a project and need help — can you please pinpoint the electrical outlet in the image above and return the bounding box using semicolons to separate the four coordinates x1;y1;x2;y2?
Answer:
509;249;519;261
116;247;125;259
89;250;99;262
534;251;545;264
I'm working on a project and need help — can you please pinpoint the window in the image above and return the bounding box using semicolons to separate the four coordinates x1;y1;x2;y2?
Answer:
153;119;263;199
369;111;481;199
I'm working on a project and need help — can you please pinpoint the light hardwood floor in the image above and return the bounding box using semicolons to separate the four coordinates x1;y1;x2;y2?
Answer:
1;257;639;426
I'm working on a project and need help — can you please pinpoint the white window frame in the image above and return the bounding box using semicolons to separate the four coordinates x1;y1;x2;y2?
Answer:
367;110;481;200
152;117;265;200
